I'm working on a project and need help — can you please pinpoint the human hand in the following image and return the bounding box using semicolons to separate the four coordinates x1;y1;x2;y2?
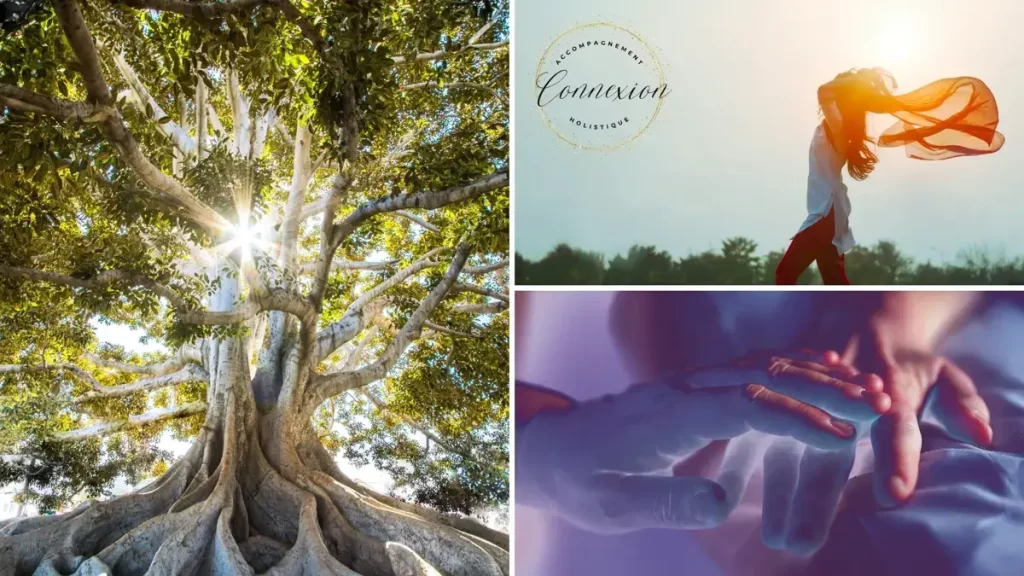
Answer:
824;314;993;506
516;350;889;534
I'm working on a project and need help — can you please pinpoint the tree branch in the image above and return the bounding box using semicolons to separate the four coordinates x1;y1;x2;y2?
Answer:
53;0;230;235
462;258;508;275
394;210;440;233
304;243;471;412
467;20;497;46
423;322;479;339
110;51;196;155
278;122;312;270
330;170;508;251
344;250;441;316
54;401;207;440
309;170;504;307
207;102;226;139
0;264;189;308
300;259;399;275
274;117;295;147
180;288;315;326
195;74;208;161
0;363;100;390
307;172;355;307
84;346;201;376
335;326;377;371
312;250;441;362
451;302;507;315
72;364;207;403
391;41;508;66
228;69;251;158
54;0;111;105
452;283;508;303
0;84;111;121
252;107;275;159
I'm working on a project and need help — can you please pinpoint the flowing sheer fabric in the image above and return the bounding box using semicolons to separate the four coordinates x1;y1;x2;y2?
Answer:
877;76;1004;160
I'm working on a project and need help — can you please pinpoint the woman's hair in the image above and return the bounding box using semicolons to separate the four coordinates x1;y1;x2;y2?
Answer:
825;68;897;181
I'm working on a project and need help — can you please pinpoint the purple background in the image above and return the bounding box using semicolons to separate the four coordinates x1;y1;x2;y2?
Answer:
515;292;722;576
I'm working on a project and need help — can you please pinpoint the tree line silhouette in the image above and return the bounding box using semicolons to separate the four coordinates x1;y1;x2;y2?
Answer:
516;238;1024;285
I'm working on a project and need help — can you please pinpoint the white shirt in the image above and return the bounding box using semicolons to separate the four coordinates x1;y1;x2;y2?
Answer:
796;123;855;255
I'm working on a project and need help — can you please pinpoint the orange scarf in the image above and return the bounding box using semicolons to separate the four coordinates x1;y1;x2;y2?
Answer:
878;77;1004;160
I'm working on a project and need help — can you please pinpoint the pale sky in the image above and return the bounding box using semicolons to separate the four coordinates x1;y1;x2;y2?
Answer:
515;0;1024;263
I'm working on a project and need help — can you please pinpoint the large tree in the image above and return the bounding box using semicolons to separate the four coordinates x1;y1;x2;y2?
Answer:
0;0;509;573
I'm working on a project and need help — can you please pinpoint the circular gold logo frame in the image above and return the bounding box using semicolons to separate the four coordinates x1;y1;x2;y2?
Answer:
535;22;667;152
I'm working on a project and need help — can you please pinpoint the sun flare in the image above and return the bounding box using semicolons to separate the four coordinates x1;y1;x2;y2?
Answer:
231;222;258;249
215;214;276;262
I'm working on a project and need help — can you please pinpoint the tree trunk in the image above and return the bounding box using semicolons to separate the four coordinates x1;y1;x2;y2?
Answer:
0;351;507;576
0;269;508;575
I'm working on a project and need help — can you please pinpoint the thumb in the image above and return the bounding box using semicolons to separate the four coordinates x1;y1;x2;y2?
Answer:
590;473;731;531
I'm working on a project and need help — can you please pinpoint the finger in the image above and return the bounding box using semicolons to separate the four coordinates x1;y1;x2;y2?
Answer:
824;357;861;381
739;384;856;450
933;359;993;447
822;349;847;369
796;350;861;380
772;358;878;401
714;434;766;509
590;473;730;531
761;438;803;550
784;445;857;555
777;357;835;374
786;349;850;373
769;360;891;418
870;408;921;507
821;351;885;392
856;372;885;393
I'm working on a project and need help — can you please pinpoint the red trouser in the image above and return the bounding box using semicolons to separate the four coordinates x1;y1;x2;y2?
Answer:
775;208;850;285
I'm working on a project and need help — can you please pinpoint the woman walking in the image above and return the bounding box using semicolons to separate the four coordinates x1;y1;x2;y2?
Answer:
775;68;1004;284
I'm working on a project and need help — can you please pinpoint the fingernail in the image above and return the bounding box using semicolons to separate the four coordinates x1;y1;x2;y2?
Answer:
830;418;854;438
972;410;989;425
889;476;908;500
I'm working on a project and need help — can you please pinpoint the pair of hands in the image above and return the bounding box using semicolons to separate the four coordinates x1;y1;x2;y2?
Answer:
518;318;993;553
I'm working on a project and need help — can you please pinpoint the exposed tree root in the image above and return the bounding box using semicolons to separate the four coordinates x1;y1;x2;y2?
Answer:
237;536;289;573
0;435;205;575
311;472;507;576
385;543;442;576
262;493;359;575
1;373;507;576
298;434;508;550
